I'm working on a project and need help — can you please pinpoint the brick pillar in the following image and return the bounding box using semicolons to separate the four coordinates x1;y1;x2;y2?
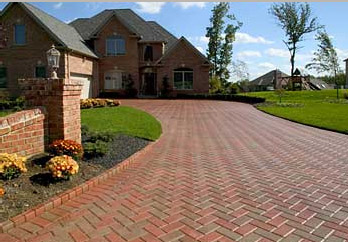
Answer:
18;78;82;144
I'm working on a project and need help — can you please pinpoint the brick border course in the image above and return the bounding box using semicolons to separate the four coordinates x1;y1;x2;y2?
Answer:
0;138;159;233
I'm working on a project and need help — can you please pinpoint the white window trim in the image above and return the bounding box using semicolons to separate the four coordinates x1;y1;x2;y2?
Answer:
173;70;194;90
105;36;126;56
104;71;125;90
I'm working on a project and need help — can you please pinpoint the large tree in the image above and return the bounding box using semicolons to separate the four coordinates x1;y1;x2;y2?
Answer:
269;2;321;76
206;2;242;88
306;30;341;77
306;29;342;98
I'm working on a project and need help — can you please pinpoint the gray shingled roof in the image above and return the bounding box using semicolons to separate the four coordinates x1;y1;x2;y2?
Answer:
70;9;171;43
250;70;288;86
147;21;177;50
1;3;97;58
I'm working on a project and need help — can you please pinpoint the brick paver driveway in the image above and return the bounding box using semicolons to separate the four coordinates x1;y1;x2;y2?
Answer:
2;100;348;241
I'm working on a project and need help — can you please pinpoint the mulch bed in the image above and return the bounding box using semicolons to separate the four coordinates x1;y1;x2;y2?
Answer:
0;134;149;223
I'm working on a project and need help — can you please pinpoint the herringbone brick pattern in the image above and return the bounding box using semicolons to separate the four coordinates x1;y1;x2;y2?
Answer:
2;100;348;241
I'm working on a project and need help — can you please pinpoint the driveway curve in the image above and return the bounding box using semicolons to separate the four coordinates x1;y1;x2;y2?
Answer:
2;100;348;241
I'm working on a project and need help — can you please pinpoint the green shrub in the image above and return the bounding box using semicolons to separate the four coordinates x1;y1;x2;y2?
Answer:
83;140;109;158
0;96;25;110
89;132;115;143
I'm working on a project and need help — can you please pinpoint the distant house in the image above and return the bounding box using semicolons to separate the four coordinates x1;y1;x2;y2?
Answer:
0;2;210;98
249;69;288;92
249;69;333;92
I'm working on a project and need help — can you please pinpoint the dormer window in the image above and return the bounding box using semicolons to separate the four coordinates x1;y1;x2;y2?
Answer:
14;24;26;45
106;35;125;56
144;45;153;61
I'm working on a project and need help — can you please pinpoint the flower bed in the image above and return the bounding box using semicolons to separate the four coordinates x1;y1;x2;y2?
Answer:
0;132;149;222
80;98;121;109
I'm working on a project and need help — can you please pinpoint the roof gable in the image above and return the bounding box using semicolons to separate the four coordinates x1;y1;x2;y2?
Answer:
1;2;97;58
70;9;168;43
156;37;210;65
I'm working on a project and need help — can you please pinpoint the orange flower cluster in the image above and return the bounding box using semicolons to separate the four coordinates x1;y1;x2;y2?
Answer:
49;140;83;160
80;98;121;109
0;153;27;175
46;155;79;178
0;187;5;196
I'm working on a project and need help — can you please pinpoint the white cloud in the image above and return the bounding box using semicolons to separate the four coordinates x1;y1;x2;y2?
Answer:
195;46;204;53
237;51;262;58
85;2;102;11
65;17;77;24
335;48;348;61
235;33;274;44
136;2;166;14
173;2;206;9
265;48;289;58
53;2;63;9
187;36;209;45
258;62;276;70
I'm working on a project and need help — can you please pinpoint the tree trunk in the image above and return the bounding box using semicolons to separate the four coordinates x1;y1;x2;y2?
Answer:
290;46;296;77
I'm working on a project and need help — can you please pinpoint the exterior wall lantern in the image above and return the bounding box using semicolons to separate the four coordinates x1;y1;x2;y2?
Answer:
46;44;60;79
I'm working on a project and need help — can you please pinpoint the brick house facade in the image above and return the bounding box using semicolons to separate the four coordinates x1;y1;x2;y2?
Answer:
0;3;210;98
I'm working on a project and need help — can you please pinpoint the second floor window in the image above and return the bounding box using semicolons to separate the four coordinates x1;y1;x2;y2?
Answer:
106;36;125;56
144;45;153;61
14;24;26;45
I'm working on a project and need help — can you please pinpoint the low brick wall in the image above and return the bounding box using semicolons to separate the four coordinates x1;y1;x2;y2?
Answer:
0;108;46;156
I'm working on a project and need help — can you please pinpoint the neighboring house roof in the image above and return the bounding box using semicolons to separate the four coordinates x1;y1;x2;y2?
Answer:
309;78;333;89
70;9;168;43
156;36;210;65
0;2;97;58
250;69;289;86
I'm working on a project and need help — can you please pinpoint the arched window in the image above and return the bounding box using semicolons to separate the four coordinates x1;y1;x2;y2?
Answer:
173;68;193;90
106;35;125;56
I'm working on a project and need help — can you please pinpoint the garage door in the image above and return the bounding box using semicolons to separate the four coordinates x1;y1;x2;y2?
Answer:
70;75;92;99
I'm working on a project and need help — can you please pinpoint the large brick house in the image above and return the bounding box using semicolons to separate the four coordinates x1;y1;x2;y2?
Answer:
0;2;210;98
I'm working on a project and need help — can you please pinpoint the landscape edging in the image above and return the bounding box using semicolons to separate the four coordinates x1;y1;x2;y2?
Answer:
0;139;159;233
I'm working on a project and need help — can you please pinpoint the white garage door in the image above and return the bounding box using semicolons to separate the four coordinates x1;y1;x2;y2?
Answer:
71;75;92;99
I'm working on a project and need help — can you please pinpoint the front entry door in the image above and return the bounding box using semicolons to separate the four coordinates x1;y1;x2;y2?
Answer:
143;73;157;96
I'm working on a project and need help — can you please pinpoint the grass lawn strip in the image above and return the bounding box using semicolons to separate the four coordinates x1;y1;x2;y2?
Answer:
81;106;162;141
243;90;348;134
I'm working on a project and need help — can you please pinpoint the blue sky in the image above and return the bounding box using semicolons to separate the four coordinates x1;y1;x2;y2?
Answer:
1;2;348;80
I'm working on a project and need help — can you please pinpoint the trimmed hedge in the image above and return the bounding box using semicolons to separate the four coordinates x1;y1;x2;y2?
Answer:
176;94;265;104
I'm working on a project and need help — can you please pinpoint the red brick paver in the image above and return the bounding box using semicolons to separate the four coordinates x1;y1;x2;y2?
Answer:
2;100;348;241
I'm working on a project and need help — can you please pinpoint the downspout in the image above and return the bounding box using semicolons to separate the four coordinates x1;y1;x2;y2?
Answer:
66;51;70;79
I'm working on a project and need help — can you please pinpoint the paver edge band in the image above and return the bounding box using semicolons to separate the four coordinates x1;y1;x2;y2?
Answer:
0;138;160;233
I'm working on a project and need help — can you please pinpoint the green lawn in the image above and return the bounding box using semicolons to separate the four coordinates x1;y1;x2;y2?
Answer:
243;89;348;134
81;106;162;141
0;110;14;117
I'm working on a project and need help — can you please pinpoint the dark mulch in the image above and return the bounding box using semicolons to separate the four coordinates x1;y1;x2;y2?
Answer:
0;134;149;222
